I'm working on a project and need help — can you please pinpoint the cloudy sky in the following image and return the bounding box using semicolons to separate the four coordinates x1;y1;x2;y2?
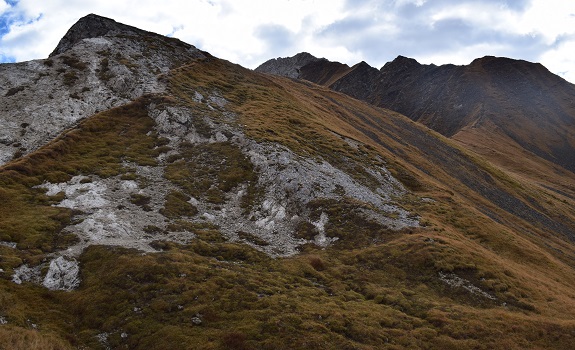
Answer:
1;0;575;83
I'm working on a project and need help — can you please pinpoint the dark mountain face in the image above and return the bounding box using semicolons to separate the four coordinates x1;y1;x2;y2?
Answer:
298;58;350;86
2;14;575;349
257;54;575;173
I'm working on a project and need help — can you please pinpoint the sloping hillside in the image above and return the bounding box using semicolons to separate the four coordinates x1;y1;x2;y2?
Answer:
1;15;575;349
256;54;575;199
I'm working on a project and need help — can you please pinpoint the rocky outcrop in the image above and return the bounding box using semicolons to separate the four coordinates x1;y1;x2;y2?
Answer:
12;256;80;291
254;52;320;78
36;90;418;260
0;14;204;165
43;257;80;291
50;14;150;57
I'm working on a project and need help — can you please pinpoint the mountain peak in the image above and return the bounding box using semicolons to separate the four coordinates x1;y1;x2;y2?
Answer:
381;55;421;72
292;52;318;61
468;55;550;73
49;14;146;56
354;60;372;68
255;52;321;78
469;55;519;68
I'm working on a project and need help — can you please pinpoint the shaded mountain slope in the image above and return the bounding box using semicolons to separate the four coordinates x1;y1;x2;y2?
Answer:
256;54;575;178
1;15;575;349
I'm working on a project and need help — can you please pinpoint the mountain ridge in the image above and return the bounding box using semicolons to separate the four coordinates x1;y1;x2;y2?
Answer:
0;13;204;164
1;14;575;349
256;53;575;175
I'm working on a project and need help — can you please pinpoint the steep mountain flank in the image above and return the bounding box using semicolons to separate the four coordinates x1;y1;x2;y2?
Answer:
1;15;575;349
0;13;204;164
257;54;575;178
298;58;350;86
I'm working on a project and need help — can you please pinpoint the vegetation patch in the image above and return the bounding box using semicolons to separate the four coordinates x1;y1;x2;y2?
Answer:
3;95;163;181
165;142;258;205
166;221;224;243
304;198;398;248
62;71;78;86
1;239;562;349
98;57;113;81
389;163;425;192
160;191;198;218
60;55;88;70
0;183;74;253
130;193;152;211
238;231;269;246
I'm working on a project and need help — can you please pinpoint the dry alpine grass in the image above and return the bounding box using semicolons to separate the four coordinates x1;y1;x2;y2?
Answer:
0;327;72;350
0;55;574;349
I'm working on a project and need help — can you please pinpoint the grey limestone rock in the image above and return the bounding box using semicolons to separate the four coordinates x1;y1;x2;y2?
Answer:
51;14;156;57
43;256;81;291
255;52;320;78
12;256;80;291
0;14;205;165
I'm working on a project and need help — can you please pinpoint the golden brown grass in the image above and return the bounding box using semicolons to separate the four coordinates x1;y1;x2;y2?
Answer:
0;327;72;350
0;55;574;349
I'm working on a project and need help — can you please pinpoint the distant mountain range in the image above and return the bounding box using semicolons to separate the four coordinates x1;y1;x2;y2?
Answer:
257;53;575;175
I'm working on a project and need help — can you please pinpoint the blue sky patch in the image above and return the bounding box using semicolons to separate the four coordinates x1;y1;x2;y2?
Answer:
0;13;11;36
0;53;16;63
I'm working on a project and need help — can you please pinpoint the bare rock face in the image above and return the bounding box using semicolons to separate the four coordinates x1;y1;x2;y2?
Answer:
0;14;205;165
12;256;80;291
43;256;80;291
255;52;320;78
35;91;418;259
50;14;147;57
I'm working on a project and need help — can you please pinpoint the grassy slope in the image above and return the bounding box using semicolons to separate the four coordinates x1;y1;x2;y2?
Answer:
452;121;575;201
0;56;574;349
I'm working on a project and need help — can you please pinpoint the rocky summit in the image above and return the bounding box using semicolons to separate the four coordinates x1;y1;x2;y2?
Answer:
0;14;205;165
1;14;575;350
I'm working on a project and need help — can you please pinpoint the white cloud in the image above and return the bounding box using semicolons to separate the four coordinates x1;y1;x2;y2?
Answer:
0;1;9;13
540;39;575;83
516;0;575;44
429;3;519;31
168;0;348;68
1;0;348;69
